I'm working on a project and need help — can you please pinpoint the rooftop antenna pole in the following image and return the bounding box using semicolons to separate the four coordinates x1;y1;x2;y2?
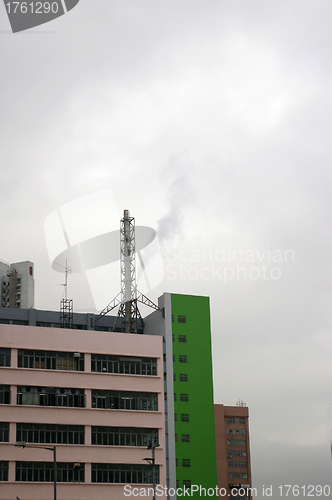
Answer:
121;210;136;333
56;259;73;329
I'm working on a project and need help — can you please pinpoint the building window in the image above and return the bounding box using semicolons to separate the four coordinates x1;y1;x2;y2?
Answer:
229;473;239;478
182;434;190;442
239;473;248;478
179;355;187;363
237;440;246;446
174;373;176;381
0;423;9;442
12;320;28;325
178;316;186;323
29;266;33;276
0;348;10;367
172;334;175;342
172;315;174;322
0;461;8;481
16;461;84;482
237;429;245;435
176;459;178;467
17;423;84;445
226;429;236;434
227;439;237;445
91;354;157;376
174;413;177;421
17;386;85;408
238;451;247;457
180;374;188;382
18;349;84;371
178;335;187;343
228;451;237;458
0;385;10;404
228;462;247;468
180;394;188;402
182;459;190;467
175;434;178;442
183;480;191;488
181;414;189;422
92;463;159;484
174;393;177;401
92;390;158;411
226;418;245;424
173;355;175;362
92;426;158;447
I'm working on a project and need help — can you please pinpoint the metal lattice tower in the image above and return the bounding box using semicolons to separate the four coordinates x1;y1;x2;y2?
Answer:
59;260;73;329
95;209;160;332
120;209;139;333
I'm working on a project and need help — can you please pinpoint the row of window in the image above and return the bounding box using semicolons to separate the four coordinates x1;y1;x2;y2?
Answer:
91;391;158;411
227;440;246;446
226;429;246;435
229;473;248;479
91;355;157;376
172;315;186;323
174;414;189;422
226;418;246;424
18;349;84;371
175;434;190;443
0;386;158;411
0;348;10;367
229;462;248;468
12;462;159;484
228;451;247;458
1;423;159;447
172;334;187;343
174;394;189;402
1;349;158;376
17;386;86;408
166;373;188;382
176;459;191;467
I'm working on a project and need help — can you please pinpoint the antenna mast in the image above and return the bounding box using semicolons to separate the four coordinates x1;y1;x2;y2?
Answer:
59;260;73;329
121;209;137;333
95;209;160;333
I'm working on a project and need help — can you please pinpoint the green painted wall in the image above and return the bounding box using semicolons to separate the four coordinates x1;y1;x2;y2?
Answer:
171;294;218;498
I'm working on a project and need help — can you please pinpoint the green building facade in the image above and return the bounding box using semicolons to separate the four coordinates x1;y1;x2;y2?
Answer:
171;294;218;497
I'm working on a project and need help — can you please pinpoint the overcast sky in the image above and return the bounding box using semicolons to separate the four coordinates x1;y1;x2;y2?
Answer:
1;1;332;497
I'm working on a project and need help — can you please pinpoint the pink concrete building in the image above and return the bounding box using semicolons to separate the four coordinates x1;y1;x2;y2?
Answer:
0;322;166;500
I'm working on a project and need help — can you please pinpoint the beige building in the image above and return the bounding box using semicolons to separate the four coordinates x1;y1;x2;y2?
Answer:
0;260;34;309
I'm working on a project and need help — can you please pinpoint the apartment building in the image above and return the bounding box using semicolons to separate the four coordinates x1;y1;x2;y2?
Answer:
214;404;252;500
0;308;166;500
0;260;34;309
145;293;218;498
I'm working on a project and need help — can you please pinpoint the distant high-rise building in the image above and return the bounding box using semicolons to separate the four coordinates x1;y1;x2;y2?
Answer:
0;261;34;309
214;404;252;499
